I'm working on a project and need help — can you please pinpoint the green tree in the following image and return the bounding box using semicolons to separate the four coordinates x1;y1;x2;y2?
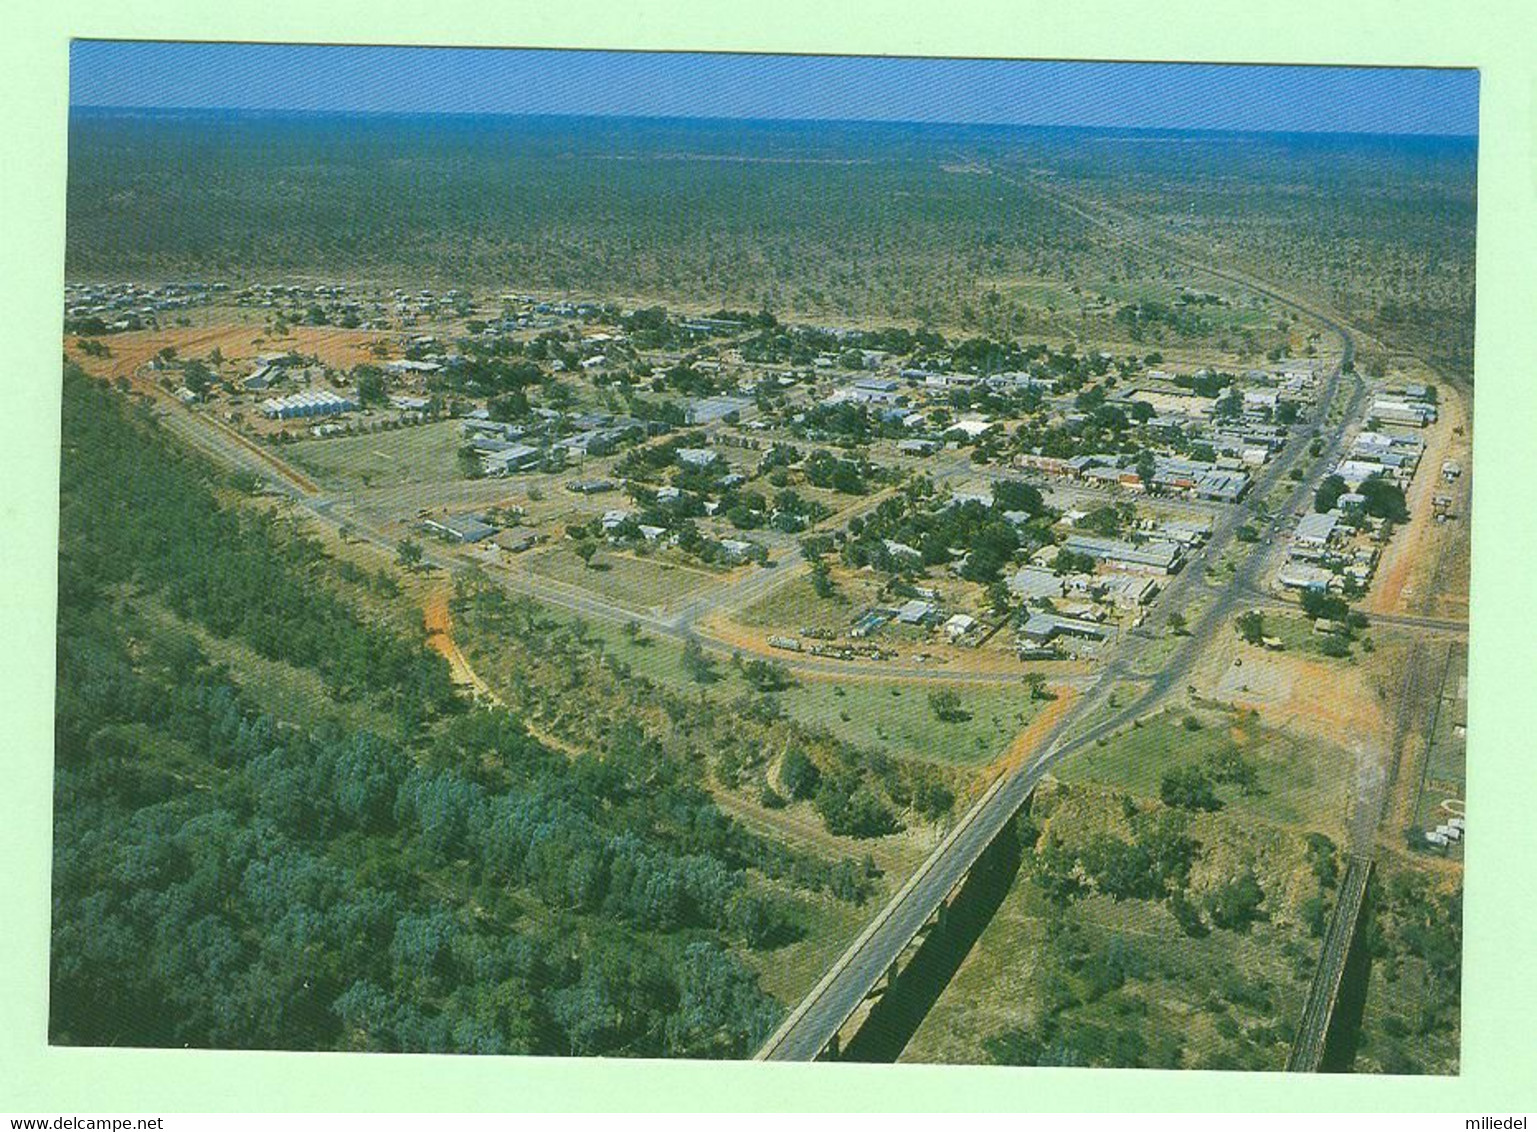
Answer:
1205;871;1266;932
396;538;424;570
181;359;213;395
681;637;717;684
1055;549;1096;576
929;688;966;722
355;368;387;407
808;557;836;598
992;479;1044;514
1300;589;1350;623
1359;475;1410;522
741;659;792;692
456;445;484;480
1314;474;1348;514
779;748;821;801
1235;610;1265;645
1135;449;1158;492
815;778;899;838
1206;748;1259;795
1160;766;1222;812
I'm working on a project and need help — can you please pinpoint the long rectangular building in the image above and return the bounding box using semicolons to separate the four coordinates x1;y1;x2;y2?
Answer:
1062;534;1184;575
260;389;356;419
1020;612;1108;644
1371;397;1437;428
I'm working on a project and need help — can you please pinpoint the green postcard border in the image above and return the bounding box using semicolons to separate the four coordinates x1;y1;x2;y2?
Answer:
3;0;1535;1113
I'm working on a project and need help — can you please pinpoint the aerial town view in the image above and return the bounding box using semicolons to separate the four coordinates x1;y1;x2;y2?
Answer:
51;44;1474;1072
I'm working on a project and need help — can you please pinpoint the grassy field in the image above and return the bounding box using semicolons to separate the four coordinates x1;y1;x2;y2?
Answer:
544;611;728;698
522;544;725;614
1128;633;1181;676
533;601;1039;767
1255;611;1356;660
1058;707;1353;837
284;418;462;492
738;574;859;631
1052;680;1152;750
778;678;1040;768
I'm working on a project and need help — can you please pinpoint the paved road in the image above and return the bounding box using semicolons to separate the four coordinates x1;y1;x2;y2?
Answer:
142;392;1077;689
139;295;1360;1067
128;179;1429;1069
759;312;1360;1060
130;278;1396;1069
758;175;1379;1058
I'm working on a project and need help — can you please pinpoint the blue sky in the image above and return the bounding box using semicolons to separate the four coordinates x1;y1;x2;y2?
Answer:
69;42;1479;137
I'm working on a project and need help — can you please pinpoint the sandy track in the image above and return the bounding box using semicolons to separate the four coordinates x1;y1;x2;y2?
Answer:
423;590;495;700
422;587;592;760
989;688;1080;778
1366;384;1471;618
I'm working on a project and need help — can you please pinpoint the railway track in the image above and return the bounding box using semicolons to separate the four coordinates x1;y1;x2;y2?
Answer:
1288;855;1374;1073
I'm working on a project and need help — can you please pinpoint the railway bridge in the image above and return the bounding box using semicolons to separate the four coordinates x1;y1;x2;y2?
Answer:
1287;855;1376;1072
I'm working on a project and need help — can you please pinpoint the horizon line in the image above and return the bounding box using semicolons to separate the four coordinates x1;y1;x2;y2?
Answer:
67;103;1481;141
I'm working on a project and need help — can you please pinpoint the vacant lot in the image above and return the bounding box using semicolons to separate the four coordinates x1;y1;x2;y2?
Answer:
524;543;725;615
512;605;1041;768
285;418;462;492
67;320;390;382
738;574;861;632
1059;707;1353;838
779;678;1041;768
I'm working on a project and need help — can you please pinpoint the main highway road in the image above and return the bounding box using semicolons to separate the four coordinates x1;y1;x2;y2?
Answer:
758;292;1363;1062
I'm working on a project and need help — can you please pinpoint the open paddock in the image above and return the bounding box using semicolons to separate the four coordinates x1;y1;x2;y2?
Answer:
522;543;727;616
1059;706;1354;838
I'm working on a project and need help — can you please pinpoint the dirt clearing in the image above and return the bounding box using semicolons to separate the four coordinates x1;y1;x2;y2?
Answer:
1366;384;1472;619
68;323;390;380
